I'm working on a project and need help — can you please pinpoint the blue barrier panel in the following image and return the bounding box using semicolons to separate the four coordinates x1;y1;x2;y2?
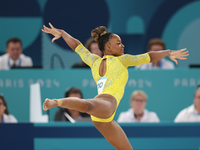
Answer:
1;122;200;150
0;123;34;150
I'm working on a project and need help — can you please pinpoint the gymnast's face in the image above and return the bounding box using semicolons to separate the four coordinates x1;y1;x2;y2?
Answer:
107;34;125;56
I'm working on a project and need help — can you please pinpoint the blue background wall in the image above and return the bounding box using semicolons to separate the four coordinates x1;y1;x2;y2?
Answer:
0;0;199;68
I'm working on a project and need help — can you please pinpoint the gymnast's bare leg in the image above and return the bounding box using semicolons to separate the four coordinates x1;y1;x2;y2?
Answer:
43;94;133;150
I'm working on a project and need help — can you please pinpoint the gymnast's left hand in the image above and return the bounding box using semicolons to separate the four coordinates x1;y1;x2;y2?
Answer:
41;22;62;43
169;48;189;65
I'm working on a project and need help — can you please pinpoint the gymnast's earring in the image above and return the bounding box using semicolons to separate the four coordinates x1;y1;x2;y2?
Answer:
4;106;6;110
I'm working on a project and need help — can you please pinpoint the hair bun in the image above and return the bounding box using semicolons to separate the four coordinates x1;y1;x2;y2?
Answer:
91;26;107;42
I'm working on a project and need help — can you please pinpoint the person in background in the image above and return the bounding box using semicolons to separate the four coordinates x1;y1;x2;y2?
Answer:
135;38;175;69
0;37;33;70
71;37;103;68
174;85;200;122
54;87;91;122
117;90;160;123
0;95;17;123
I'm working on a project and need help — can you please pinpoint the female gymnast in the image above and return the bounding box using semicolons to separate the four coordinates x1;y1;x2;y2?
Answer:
42;23;188;150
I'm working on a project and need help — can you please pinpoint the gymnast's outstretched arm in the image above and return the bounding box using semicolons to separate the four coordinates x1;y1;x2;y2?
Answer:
118;48;189;68
148;48;189;65
41;22;81;51
42;23;100;67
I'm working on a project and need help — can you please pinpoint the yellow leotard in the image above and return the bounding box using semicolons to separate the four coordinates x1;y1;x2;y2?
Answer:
75;44;150;122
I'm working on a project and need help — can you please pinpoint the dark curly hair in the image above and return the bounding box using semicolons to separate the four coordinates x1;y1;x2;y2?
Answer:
91;26;113;52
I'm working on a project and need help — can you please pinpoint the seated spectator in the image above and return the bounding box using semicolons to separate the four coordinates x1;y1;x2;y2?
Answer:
174;85;200;122
135;38;174;69
0;95;17;123
0;37;33;70
117;90;160;123
54;87;91;122
71;37;103;68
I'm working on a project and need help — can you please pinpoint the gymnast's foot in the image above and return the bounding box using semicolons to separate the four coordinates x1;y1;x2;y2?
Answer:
43;98;58;111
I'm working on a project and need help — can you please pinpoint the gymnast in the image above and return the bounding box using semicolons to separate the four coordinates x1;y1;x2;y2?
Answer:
42;23;188;150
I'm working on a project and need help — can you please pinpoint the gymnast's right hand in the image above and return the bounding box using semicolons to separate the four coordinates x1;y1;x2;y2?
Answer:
41;22;62;43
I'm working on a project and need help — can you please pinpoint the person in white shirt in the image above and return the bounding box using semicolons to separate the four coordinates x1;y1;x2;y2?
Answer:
117;90;160;123
174;85;200;122
135;38;174;69
0;95;17;123
0;37;33;70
